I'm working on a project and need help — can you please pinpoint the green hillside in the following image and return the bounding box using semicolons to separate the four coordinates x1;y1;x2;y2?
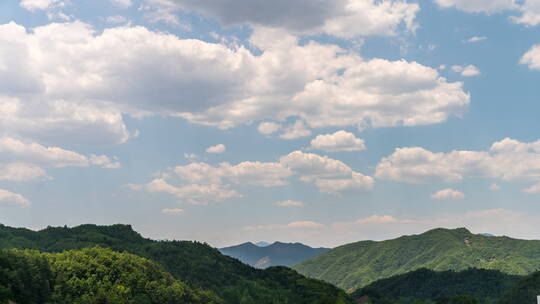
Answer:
0;224;352;304
0;247;220;304
294;228;540;291
353;268;520;304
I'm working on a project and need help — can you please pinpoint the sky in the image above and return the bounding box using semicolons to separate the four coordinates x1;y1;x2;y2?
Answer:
2;0;540;248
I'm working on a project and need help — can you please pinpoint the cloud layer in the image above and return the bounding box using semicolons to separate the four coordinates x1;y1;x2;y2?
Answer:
376;138;540;192
0;22;469;146
143;0;419;38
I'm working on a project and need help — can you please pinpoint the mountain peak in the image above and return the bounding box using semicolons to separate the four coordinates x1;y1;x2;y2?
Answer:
294;227;540;292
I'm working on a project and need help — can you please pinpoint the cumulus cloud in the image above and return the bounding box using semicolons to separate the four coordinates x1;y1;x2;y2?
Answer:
511;0;540;26
20;0;60;11
451;65;481;77
433;0;518;14
431;188;465;200
279;120;312;140
376;138;540;188
280;151;374;193
276;200;304;207
0;163;50;182
0;137;120;169
0;21;469;141
206;144;226;154
257;122;282;135
131;150;374;205
0;189;30;207
310;130;366;152
174;161;293;187
433;0;540;28
521;44;540;70
161;208;184;215
128;178;242;205
143;0;419;38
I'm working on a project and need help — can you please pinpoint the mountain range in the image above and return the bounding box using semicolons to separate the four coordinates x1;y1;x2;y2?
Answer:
294;227;540;292
0;223;352;304
220;241;329;268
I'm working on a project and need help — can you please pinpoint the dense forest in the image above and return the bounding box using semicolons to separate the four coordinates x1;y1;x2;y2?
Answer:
0;247;220;304
0;224;352;304
352;268;520;304
294;228;540;291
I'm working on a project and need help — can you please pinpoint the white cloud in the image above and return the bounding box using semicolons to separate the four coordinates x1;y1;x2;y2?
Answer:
206;144;226;154
111;0;132;9
221;162;292;187
174;161;292;187
0;163;50;182
20;0;58;11
143;0;419;38
161;208;184;215
376;138;540;185
467;36;487;43
521;44;540;70
451;65;481;77
310;130;366;152
0;137;120;169
431;188;465;200
276;200;304;207
128;178;242;205
0;189;30;207
132;150;373;205
0;22;469;141
511;0;540;26
314;172;375;194
280;151;374;193
523;182;540;194
279;120;312;140
257;122;282;135
433;0;518;14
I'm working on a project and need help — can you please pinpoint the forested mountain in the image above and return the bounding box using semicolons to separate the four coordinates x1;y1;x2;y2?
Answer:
0;224;352;304
294;228;540;291
220;241;329;268
499;271;540;304
352;268;520;304
0;247;220;304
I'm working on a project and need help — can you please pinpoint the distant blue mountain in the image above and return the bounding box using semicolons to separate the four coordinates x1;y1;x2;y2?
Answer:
220;242;330;268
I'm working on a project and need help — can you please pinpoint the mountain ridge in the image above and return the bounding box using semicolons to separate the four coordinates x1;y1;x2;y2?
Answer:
294;227;540;292
0;223;353;304
220;240;330;268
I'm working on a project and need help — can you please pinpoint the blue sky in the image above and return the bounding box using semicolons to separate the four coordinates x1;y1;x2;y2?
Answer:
1;0;540;247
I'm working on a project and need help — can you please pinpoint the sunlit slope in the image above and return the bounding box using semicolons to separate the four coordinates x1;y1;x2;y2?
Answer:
294;228;540;291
